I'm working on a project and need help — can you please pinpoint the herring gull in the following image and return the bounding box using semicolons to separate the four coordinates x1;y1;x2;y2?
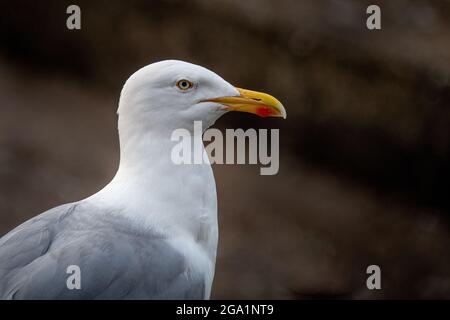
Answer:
0;60;286;299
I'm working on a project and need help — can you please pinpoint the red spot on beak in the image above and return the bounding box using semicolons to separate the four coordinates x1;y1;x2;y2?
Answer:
256;107;274;117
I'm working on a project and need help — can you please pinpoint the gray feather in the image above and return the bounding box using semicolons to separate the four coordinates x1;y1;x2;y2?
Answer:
0;202;205;299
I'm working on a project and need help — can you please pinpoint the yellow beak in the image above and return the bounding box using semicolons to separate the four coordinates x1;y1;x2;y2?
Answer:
205;87;286;119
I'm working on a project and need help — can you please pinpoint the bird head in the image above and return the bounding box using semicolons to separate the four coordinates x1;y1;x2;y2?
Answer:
118;60;286;134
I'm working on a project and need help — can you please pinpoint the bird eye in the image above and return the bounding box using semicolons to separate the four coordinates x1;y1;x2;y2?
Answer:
176;79;194;91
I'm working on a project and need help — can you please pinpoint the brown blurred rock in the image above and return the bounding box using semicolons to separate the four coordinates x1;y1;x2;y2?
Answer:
0;0;449;299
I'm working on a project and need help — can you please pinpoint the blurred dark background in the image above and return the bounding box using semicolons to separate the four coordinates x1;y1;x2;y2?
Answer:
0;0;449;299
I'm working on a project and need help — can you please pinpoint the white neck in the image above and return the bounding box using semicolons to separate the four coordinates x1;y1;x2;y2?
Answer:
88;116;219;261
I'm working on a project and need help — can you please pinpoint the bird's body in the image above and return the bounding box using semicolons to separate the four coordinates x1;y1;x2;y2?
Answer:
0;60;285;299
0;202;210;299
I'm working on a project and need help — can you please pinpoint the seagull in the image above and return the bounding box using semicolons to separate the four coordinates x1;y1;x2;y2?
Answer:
0;60;286;299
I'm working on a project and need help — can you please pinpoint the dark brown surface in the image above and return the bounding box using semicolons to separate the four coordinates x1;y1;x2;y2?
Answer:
0;0;449;298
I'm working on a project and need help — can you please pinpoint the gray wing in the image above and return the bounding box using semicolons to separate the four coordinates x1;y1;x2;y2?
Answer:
0;202;205;299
